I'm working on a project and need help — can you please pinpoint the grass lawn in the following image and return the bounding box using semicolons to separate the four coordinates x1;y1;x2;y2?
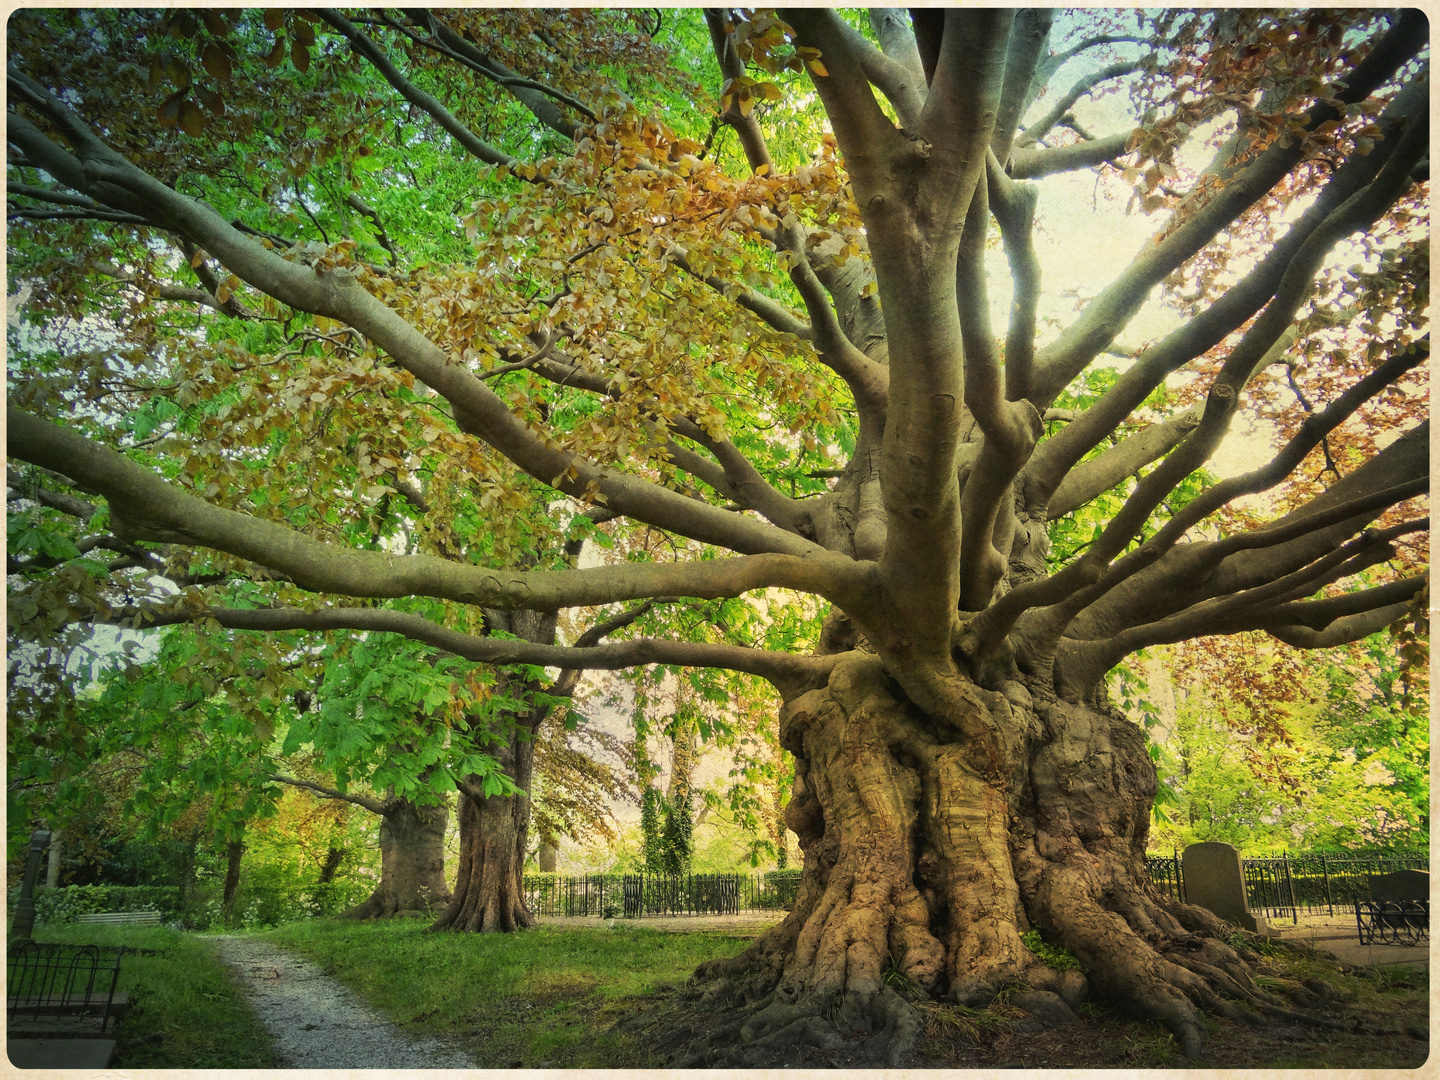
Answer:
265;917;1429;1069
23;924;277;1069
263;917;757;1068
18;917;1424;1069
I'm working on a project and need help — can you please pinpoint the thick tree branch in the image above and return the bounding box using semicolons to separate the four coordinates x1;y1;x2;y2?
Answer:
832;15;926;130
1047;405;1202;521
153;603;838;699
7;408;873;613
704;10;775;173
784;9;907;194
868;9;925;86
1009;131;1131;179
985;151;1041;402
1255;575;1428;634
955;173;1044;608
991;9;1055;164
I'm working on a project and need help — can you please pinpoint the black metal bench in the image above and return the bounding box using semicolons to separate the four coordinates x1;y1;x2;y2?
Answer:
1354;899;1429;946
6;941;128;1036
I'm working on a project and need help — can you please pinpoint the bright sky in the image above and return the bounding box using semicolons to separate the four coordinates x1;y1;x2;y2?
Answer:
984;34;1278;479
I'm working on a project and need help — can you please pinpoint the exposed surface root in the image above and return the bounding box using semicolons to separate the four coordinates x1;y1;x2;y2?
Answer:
675;981;920;1068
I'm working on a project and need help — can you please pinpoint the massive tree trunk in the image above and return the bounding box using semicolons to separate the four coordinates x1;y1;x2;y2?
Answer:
689;652;1272;1066
342;798;452;919
430;726;538;932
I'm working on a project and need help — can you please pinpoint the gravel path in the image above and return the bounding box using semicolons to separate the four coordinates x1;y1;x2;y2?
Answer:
206;935;477;1069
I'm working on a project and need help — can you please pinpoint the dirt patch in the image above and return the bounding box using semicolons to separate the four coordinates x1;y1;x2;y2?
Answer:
516;970;600;1005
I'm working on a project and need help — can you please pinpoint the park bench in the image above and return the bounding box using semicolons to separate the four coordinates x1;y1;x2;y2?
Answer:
1353;869;1429;946
75;910;162;927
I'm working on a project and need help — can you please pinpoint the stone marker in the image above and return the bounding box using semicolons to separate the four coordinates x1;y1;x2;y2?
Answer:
10;828;51;942
1182;841;1268;933
1369;869;1429;901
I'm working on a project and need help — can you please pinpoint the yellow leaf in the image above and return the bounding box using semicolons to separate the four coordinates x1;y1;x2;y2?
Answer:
807;59;828;77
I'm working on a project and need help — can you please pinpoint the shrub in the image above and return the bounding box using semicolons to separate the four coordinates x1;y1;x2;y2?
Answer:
9;884;184;925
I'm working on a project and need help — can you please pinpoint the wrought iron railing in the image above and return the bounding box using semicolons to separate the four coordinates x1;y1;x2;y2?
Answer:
521;853;1424;923
7;942;127;1035
522;870;802;918
1241;852;1429;917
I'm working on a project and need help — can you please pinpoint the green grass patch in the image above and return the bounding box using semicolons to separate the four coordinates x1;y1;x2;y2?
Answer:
27;925;276;1068
262;918;753;1067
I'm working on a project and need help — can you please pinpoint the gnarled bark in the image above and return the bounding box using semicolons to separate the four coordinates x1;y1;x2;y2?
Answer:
686;652;1278;1066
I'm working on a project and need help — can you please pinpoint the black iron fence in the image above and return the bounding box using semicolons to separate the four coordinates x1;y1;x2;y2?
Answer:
1146;853;1186;904
1145;849;1428;919
522;870;802;918
1241;851;1429;918
521;852;1424;923
7;942;127;1036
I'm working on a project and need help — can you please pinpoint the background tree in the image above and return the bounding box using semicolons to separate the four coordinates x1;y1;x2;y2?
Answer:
1144;621;1429;851
6;7;1428;1064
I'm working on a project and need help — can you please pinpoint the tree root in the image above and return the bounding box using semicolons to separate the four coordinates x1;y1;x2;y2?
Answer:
675;982;920;1068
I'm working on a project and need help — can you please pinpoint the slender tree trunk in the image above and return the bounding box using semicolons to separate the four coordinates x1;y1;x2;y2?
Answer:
689;653;1263;1066
221;836;244;922
317;847;345;885
176;827;201;921
341;799;451;918
430;725;537;932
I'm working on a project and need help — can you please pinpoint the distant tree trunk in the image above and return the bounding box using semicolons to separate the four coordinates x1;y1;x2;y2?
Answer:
538;834;558;873
431;726;537;932
317;846;345;885
176;828;202;919
221;836;244;921
342;799;451;918
431;604;574;933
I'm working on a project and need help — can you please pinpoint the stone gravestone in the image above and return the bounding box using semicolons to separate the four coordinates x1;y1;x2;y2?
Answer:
1369;869;1429;901
1181;841;1268;933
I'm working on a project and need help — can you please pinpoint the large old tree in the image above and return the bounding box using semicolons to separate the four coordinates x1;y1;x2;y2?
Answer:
6;7;1428;1064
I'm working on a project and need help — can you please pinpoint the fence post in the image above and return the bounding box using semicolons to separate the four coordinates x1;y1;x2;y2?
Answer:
1321;854;1332;917
1283;852;1300;923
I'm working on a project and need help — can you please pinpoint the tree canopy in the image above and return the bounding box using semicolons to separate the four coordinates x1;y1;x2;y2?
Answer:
6;7;1428;1065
